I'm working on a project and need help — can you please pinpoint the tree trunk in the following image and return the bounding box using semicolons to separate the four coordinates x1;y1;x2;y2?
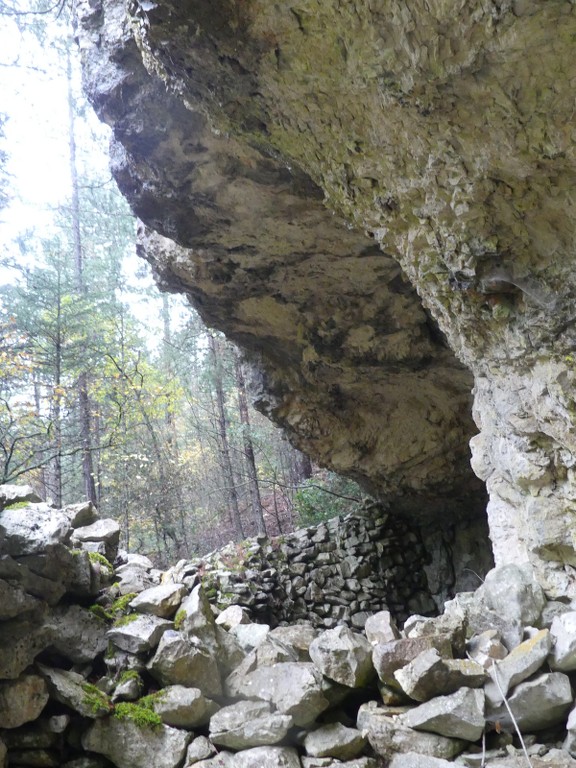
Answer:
234;351;266;536
67;46;97;505
208;334;245;539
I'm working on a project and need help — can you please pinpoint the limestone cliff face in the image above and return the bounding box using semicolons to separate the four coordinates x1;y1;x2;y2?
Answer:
76;0;576;592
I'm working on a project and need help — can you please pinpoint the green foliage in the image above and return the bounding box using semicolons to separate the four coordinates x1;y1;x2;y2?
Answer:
113;613;139;628
3;500;29;509
88;604;113;623
119;669;142;685
293;472;365;526
82;683;112;715
173;609;186;630
87;551;113;570
114;700;162;729
111;593;137;614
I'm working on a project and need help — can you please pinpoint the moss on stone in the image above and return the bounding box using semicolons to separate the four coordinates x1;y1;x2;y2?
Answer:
113;613;139;628
4;500;29;509
111;593;137;614
89;604;113;623
113;700;162;729
173;608;186;630
82;683;113;715
88;551;114;570
119;669;142;685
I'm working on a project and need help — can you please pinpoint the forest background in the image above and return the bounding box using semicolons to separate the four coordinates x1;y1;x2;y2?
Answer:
0;0;365;566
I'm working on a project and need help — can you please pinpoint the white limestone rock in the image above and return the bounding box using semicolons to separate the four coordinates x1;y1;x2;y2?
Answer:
0;503;72;555
0;674;49;728
129;583;187;618
82;716;190;768
394;649;485;702
108;614;173;654
479;563;546;627
188;754;233;768
303;722;367;760
268;623;319;661
364;611;400;646
44;605;109;663
147;631;223;698
484;628;551;705
388;753;454;767
357;702;466;762
549;612;576;671
37;665;111;719
210;700;293;749
309;625;375;687
184;735;215;765
0;484;41;508
230;622;270;652
72;518;121;561
487;671;572;733
152;685;218;728
403;687;485;741
372;635;453;686
115;563;156;595
226;661;329;727
232;746;301;768
215;605;251;630
466;630;508;670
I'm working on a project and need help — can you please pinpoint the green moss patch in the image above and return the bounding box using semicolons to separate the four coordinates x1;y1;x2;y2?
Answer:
82;683;113;716
114;700;162;729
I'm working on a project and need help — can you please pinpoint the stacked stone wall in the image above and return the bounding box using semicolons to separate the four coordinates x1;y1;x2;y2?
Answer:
166;502;437;628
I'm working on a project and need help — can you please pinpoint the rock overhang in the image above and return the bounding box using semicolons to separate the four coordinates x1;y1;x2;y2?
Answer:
76;0;576;586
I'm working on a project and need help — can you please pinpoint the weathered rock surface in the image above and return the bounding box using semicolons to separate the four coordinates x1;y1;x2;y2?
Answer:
74;0;499;584
209;700;292;749
82;717;190;768
309;626;375;688
73;0;576;598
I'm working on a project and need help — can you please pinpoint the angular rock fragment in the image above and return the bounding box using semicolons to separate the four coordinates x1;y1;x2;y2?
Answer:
147;631;222;698
108;614;173;654
37;665;111;719
479;564;546;627
357;702;466;761
394;649;485;702
129;583;187;618
549;612;576;671
229;622;270;652
82;717;190;768
466;630;507;670
72;519;121;562
303;722;367;760
215;605;251;630
0;674;49;728
0;483;41;508
226;661;329;727
372;635;453;685
184;737;215;765
0;503;71;555
309;625;375;687
44;605;109;663
209;700;292;749
388;753;454;767
487;671;572;732
403;687;485;741
269;624;319;661
484;628;551;705
364;610;400;646
232;746;301;768
151;685;218;728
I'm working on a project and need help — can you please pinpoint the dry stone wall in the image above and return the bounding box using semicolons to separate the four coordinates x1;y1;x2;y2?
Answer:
164;503;438;629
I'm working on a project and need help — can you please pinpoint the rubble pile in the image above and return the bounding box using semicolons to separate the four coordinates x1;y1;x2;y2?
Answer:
2;485;576;766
